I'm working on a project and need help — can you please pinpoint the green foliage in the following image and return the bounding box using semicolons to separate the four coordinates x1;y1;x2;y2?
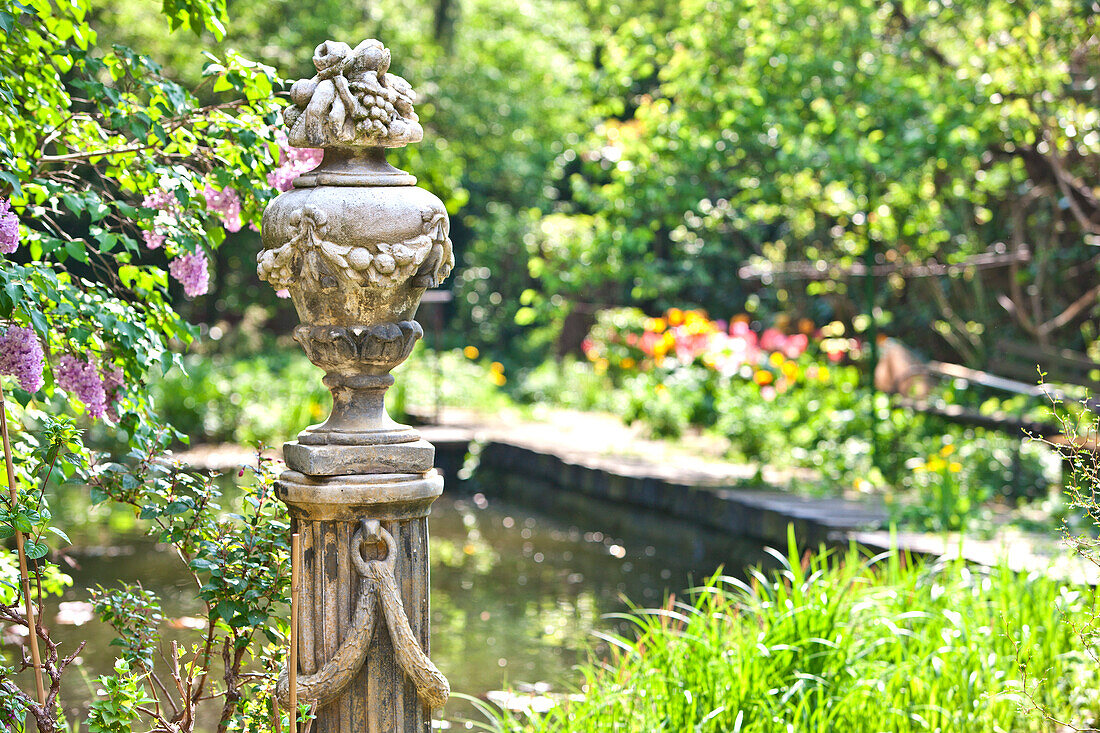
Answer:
0;0;291;726
0;0;282;422
152;352;330;444
86;660;155;733
527;0;1099;360
72;430;291;731
467;537;1100;731
91;584;163;671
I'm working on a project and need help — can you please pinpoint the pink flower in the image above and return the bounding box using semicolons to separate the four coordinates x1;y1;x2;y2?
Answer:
267;130;323;192
783;333;809;359
760;328;785;352
142;230;166;250
760;385;776;401
100;363;125;421
141;188;181;250
0;198;19;255
203;184;242;233
0;326;44;392
275;289;290;299
56;355;107;418
170;251;210;298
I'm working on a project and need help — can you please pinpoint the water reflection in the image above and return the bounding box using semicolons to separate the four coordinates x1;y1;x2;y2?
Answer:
4;476;771;725
430;478;771;718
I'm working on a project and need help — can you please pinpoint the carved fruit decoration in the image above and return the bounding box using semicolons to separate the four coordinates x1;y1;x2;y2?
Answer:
258;39;453;444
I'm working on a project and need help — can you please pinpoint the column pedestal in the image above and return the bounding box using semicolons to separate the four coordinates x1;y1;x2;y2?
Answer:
277;467;445;732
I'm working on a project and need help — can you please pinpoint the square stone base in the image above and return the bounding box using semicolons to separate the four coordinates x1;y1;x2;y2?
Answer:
283;438;435;476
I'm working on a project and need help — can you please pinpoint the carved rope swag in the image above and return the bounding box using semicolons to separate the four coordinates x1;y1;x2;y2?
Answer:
275;521;450;711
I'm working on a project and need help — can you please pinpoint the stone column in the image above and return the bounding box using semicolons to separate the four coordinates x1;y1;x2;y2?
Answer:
258;39;453;732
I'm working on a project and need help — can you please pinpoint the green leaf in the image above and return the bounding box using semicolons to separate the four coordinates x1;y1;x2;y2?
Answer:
24;540;49;560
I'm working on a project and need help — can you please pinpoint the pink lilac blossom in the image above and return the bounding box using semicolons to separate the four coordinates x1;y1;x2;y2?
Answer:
56;354;108;418
0;326;45;392
274;289;290;299
0;198;19;255
169;251;210;298
141;188;182;250
100;363;125;421
203;184;242;233
267;130;323;192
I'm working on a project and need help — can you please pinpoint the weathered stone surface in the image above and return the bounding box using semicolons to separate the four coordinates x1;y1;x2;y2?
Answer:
260;38;451;731
284;438;435;477
284;39;423;149
276;469;444;523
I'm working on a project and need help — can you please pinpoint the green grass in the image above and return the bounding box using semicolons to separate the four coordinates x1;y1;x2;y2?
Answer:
460;531;1100;732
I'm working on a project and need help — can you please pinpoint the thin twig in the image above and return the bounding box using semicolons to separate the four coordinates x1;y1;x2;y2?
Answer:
0;381;46;705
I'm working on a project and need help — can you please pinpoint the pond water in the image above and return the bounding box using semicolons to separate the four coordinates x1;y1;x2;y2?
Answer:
5;471;772;726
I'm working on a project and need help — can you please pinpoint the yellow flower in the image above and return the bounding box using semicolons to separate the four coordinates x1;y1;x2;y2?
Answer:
667;308;685;326
490;372;506;386
463;345;479;360
594;358;609;374
655;383;668;394
645;317;667;334
948;462;962;473
926;457;946;472
769;351;786;367
817;367;829;383
782;361;800;380
620;357;636;370
753;370;774;386
939;443;955;457
490;361;505;373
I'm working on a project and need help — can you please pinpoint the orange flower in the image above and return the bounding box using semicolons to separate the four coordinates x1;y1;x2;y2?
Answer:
667;308;684;326
490;371;506;386
754;370;774;386
490;361;505;373
620;357;636;370
463;345;479;360
798;318;815;335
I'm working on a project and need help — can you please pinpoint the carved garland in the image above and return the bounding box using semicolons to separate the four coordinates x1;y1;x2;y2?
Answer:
257;207;452;292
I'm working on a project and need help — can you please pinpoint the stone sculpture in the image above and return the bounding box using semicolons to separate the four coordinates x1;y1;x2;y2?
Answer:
259;38;451;731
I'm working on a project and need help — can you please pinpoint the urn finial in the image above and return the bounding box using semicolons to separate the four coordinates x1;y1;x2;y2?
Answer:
259;38;452;466
284;39;423;149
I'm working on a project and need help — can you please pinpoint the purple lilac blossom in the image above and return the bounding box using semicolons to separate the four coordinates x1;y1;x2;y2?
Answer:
100;364;125;421
0;198;19;255
141;188;182;250
203;184;243;233
267;130;323;192
56;354;108;418
169;251;210;298
0;326;45;392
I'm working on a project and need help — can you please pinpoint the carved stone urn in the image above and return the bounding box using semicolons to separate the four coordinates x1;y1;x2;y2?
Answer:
259;39;452;731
